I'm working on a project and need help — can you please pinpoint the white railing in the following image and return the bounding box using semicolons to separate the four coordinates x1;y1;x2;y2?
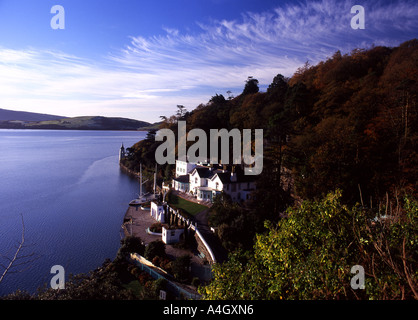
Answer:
168;205;217;264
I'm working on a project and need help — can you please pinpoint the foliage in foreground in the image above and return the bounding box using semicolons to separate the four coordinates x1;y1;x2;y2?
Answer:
200;190;418;300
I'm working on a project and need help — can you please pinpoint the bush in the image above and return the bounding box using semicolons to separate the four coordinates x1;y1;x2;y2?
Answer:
144;240;166;261
152;256;161;267
160;259;173;274
138;271;153;286
152;278;168;298
150;222;163;233
130;267;141;278
172;255;191;283
191;277;200;288
119;236;145;257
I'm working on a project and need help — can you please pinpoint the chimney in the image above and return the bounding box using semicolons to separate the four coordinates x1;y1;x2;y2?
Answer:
230;166;237;182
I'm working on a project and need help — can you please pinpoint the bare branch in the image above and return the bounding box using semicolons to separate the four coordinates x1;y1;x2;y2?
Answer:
0;214;25;284
402;237;418;299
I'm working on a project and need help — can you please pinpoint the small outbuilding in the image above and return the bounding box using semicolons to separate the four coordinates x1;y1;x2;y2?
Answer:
150;201;166;223
162;225;184;244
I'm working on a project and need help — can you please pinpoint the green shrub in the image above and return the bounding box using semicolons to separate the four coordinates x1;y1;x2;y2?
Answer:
144;240;166;261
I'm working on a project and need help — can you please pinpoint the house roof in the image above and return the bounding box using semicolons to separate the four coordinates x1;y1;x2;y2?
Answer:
211;171;257;184
173;174;190;184
212;171;231;184
188;164;257;184
190;166;214;179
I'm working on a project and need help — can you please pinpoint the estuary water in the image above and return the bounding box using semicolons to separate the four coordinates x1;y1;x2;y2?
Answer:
0;129;146;295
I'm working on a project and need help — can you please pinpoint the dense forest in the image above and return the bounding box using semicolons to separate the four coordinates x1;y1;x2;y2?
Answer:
121;40;417;299
127;39;417;201
123;39;417;247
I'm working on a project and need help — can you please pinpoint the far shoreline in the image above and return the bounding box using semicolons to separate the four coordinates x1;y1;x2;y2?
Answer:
0;127;150;132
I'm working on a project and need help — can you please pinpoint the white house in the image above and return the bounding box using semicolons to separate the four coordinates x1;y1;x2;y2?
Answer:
224;174;256;202
173;163;257;203
150;201;166;223
189;167;215;201
208;171;256;202
207;171;226;192
172;174;190;193
175;160;197;178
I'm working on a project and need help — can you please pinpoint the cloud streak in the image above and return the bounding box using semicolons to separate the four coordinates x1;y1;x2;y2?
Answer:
0;0;417;122
102;0;418;98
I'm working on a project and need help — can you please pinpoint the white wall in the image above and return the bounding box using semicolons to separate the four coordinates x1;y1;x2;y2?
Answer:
223;181;256;201
175;160;196;178
162;226;184;244
208;175;223;192
173;180;189;192
189;170;201;194
150;202;165;223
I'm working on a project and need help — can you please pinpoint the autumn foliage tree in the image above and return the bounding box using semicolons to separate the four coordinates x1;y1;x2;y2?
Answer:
200;190;418;300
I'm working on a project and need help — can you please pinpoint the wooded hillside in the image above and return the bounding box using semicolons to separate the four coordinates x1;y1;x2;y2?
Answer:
125;39;417;208
122;39;417;256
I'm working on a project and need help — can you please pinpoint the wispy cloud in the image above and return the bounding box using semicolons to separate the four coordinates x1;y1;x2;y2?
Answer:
0;0;416;122
109;0;418;91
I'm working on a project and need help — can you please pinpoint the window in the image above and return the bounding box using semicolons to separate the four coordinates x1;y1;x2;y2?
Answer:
215;182;219;190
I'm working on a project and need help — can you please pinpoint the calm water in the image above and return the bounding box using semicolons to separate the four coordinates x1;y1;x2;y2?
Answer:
0;129;146;295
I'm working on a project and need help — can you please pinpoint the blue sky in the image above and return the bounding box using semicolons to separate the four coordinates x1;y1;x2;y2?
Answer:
0;0;417;123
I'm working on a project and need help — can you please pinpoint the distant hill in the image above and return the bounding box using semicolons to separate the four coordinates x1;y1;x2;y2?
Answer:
0;108;151;131
136;121;163;131
0;108;66;122
24;116;152;131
